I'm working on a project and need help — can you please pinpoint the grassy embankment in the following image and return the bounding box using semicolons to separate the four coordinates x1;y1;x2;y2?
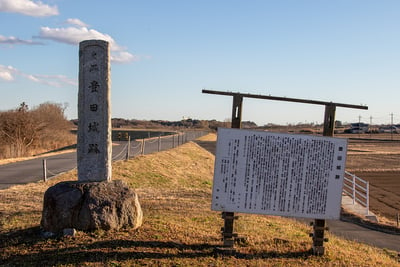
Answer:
0;134;398;266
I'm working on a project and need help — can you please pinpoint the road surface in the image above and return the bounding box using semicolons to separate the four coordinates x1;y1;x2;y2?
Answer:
0;142;129;190
0;131;204;190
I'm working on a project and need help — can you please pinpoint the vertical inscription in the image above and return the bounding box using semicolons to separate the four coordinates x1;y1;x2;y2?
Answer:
78;40;112;182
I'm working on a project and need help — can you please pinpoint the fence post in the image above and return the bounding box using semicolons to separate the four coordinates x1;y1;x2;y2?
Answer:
126;136;131;160
42;159;47;182
158;136;161;151
141;139;145;155
352;174;356;205
366;181;370;215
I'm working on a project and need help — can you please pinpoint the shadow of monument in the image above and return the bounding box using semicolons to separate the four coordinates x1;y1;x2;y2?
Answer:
1;236;314;265
0;226;43;248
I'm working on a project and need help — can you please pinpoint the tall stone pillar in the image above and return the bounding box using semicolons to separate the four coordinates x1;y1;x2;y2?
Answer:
77;40;112;182
41;40;142;234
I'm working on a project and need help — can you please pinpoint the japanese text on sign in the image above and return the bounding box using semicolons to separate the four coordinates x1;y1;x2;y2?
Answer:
211;128;348;220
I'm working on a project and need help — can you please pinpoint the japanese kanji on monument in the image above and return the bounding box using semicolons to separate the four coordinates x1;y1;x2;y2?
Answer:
77;40;112;182
41;40;142;234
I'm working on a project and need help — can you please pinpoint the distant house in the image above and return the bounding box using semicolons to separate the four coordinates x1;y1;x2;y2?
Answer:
379;126;399;133
346;123;369;134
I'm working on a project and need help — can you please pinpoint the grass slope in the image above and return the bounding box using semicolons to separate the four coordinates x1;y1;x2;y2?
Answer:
0;137;398;266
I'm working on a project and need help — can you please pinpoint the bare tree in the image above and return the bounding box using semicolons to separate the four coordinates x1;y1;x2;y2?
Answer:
0;102;74;158
0;103;37;157
31;102;73;151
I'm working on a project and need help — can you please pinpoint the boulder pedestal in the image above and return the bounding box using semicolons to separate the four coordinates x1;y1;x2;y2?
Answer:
41;180;142;234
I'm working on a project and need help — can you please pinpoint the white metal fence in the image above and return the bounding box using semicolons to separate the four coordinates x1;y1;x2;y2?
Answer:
112;130;209;161
43;131;209;180
343;171;370;215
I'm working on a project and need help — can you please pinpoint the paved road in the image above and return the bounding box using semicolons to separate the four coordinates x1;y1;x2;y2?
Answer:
194;140;400;252
0;131;203;190
325;219;399;250
0;142;129;190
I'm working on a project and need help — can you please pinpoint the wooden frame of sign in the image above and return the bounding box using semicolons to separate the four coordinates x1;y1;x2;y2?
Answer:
203;89;367;255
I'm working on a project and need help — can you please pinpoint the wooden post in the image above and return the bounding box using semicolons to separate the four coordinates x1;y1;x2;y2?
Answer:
158;136;161;151
141;139;145;155
221;212;238;248
312;104;336;255
231;94;243;129
311;219;329;255
323;104;336;136
220;94;243;253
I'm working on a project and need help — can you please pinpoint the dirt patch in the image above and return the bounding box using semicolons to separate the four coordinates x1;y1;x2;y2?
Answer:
344;138;400;225
351;171;400;224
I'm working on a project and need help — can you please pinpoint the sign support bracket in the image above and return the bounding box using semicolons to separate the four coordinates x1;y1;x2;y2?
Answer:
218;94;243;254
311;104;336;255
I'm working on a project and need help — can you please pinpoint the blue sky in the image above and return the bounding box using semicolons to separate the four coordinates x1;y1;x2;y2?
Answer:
0;0;399;126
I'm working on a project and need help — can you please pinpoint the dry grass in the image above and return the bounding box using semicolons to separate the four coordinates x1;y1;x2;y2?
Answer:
0;149;76;166
196;133;217;141
0;136;399;266
346;141;400;172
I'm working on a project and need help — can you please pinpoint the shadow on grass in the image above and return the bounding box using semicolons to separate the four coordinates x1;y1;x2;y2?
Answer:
0;226;43;248
1;232;313;266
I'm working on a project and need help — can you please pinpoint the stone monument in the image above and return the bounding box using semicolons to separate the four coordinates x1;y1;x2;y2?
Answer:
41;40;142;234
77;40;112;182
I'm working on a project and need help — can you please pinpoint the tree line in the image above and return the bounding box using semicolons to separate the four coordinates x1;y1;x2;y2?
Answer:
0;102;75;159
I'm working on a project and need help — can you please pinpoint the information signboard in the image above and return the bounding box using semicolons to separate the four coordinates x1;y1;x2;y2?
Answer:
211;128;348;219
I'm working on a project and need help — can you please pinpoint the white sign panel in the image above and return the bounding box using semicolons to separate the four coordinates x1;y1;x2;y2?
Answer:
211;128;348;219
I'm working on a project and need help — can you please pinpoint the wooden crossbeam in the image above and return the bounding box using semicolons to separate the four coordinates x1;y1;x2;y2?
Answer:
202;89;368;110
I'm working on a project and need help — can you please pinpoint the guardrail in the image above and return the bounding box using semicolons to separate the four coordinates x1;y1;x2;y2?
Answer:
43;130;209;181
343;171;370;215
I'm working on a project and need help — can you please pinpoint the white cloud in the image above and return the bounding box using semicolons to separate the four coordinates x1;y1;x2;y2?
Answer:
37;21;136;63
31;74;77;87
38;26;117;47
0;0;58;17
0;35;44;46
65;18;89;28
0;65;17;81
111;51;136;64
0;64;76;87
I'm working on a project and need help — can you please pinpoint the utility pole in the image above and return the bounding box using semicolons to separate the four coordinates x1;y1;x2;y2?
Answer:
370;116;373;139
390;113;394;140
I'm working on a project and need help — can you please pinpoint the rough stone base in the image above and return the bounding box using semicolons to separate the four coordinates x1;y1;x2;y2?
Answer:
41;180;142;233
